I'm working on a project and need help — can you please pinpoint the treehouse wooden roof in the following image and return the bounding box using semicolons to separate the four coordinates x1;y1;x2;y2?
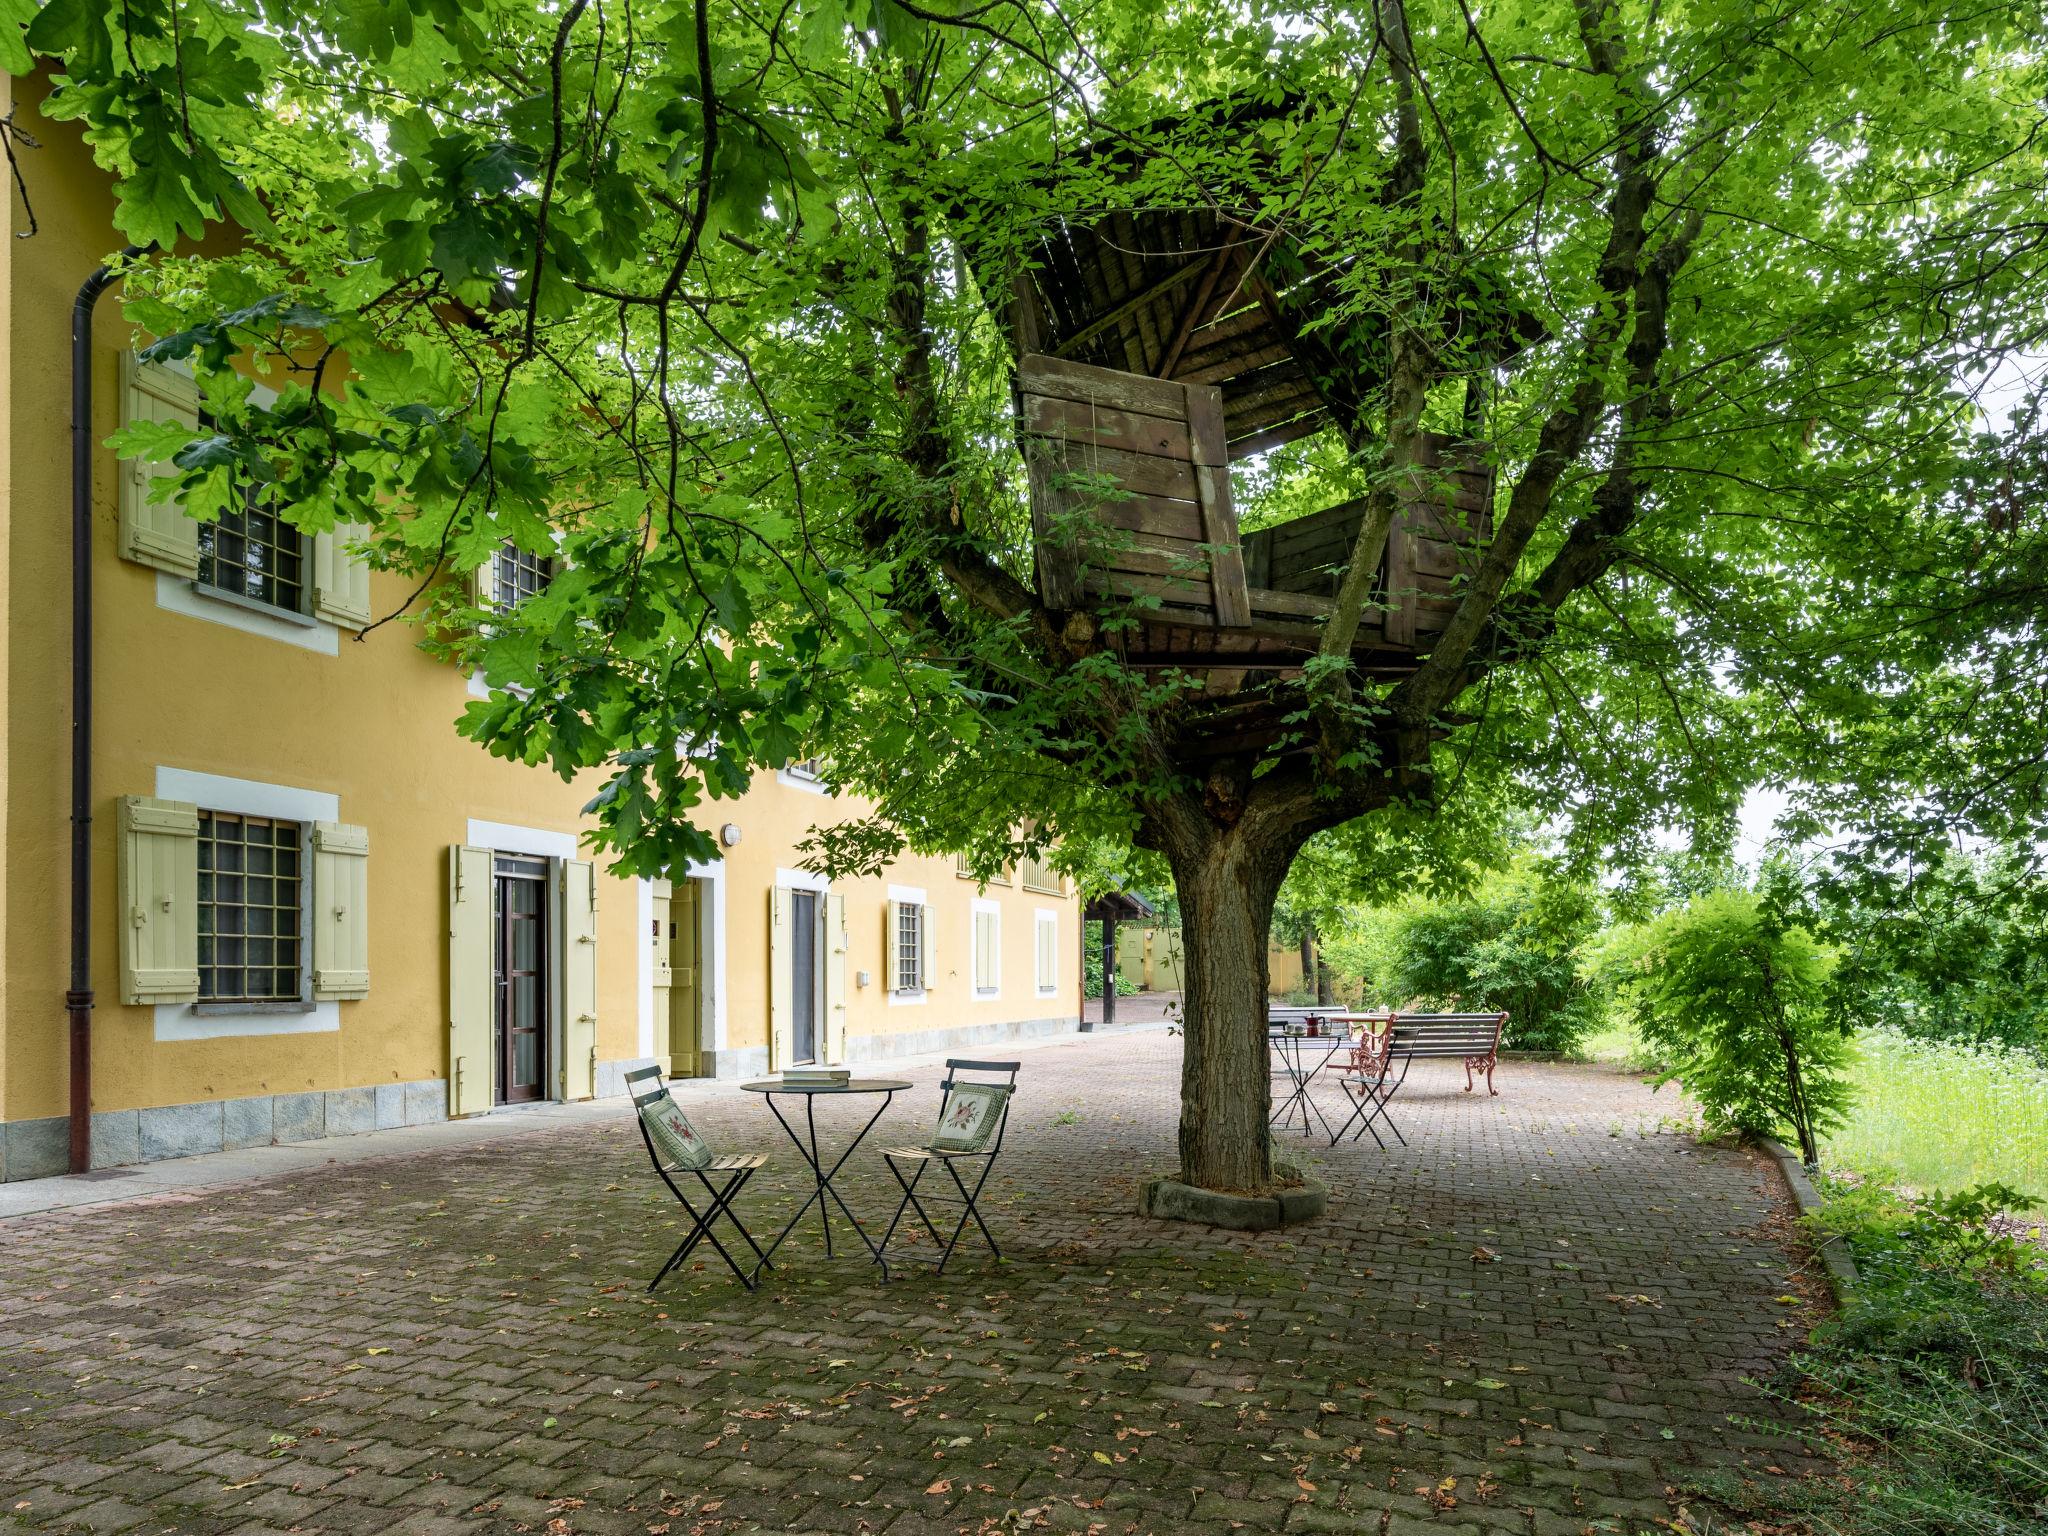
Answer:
996;206;1367;462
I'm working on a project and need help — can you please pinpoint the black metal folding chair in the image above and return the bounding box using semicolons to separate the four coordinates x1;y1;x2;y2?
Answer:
625;1066;772;1291
1330;1032;1405;1149
876;1059;1019;1275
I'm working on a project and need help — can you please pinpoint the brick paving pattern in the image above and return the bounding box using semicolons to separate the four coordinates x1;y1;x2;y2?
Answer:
0;1033;1829;1535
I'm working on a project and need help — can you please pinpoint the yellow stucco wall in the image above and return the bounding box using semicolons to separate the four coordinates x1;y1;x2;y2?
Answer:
701;784;1081;1061
0;65;14;1125
2;74;1079;1136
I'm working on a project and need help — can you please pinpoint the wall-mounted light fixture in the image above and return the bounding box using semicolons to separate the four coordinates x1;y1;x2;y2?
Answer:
720;823;742;847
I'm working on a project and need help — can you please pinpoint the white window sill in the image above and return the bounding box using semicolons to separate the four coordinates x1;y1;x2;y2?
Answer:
777;767;830;794
193;999;317;1017
888;987;928;1007
195;581;320;628
156;999;340;1041
156;572;338;655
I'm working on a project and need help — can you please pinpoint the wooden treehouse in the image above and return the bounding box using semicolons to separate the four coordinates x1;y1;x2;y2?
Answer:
996;207;1497;693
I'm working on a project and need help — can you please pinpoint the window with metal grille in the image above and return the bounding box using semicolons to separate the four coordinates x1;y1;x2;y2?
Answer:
786;757;827;783
492;540;555;610
197;811;307;1005
895;901;923;993
197;492;308;614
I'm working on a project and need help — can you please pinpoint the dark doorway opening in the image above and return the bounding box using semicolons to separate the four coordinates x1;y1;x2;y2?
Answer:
791;888;819;1065
494;855;550;1104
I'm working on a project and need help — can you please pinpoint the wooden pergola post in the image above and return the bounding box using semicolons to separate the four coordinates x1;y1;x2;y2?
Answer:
1101;916;1118;1027
1082;889;1155;1034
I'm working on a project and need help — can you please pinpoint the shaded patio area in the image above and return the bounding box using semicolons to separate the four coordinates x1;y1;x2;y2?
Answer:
0;1032;1830;1535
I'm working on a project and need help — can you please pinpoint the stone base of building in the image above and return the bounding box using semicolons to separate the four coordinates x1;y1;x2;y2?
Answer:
3;1014;1098;1183
0;1079;448;1183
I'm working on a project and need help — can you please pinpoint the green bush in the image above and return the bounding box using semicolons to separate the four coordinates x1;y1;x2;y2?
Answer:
1785;1180;2048;1534
1620;889;1852;1161
1369;864;1607;1054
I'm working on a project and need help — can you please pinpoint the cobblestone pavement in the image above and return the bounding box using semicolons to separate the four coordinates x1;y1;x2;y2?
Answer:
0;1033;1832;1536
1081;993;1180;1026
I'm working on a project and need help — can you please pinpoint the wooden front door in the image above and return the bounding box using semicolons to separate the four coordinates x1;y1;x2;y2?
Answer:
667;878;704;1076
493;857;549;1104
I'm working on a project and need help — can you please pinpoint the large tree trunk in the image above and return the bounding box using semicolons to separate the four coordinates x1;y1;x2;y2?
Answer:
1167;818;1293;1194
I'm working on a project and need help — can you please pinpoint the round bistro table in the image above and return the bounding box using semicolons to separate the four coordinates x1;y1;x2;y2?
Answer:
741;1079;911;1276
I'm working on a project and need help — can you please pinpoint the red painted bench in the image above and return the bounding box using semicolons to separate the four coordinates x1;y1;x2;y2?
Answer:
1333;1011;1510;1147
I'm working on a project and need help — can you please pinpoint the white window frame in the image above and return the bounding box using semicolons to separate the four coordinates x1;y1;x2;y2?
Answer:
152;767;343;1041
888;883;928;1006
777;757;830;794
970;897;1001;1001
488;537;557;612
1034;908;1060;997
468;532;568;696
144;368;347;655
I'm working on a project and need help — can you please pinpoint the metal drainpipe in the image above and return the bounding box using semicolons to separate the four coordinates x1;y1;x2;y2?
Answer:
68;245;149;1174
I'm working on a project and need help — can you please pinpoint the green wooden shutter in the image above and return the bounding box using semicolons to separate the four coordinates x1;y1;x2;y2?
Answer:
768;886;793;1070
561;859;598;1099
919;904;935;990
119;795;199;1005
1037;915;1057;993
312;523;373;630
118;355;201;578
649;878;675;1073
311;822;369;999
972;909;995;992
824;892;848;1065
447;844;493;1117
883;898;902;992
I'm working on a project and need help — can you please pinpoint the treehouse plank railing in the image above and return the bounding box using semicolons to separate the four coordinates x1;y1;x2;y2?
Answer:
1021;354;1249;629
1015;351;1494;682
1239;440;1493;647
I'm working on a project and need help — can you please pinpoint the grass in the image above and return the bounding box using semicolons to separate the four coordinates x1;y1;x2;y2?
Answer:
1825;1026;2048;1203
1573;1019;1660;1070
1576;1020;2048;1202
1776;1179;2048;1536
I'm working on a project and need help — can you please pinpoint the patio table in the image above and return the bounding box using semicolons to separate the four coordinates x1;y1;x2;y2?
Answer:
741;1078;910;1277
1268;1012;1390;1139
1267;1025;1352;1140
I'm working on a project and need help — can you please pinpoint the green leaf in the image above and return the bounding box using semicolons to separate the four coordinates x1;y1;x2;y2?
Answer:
0;0;36;75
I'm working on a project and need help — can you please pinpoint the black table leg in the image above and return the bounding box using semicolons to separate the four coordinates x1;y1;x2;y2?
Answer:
756;1090;898;1279
1271;1039;1337;1139
805;1094;832;1257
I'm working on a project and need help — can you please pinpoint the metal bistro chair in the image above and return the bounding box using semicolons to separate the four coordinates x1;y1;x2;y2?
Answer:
625;1066;771;1291
876;1059;1019;1275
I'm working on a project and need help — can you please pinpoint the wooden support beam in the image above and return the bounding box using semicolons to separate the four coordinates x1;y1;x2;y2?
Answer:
1158;236;1246;380
1186;382;1251;629
1051;259;1211;360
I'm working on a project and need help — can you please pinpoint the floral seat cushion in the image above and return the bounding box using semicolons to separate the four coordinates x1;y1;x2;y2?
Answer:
929;1082;1011;1154
639;1092;714;1171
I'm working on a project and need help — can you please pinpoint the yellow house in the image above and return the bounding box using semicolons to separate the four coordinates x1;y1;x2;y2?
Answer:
0;70;1082;1183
